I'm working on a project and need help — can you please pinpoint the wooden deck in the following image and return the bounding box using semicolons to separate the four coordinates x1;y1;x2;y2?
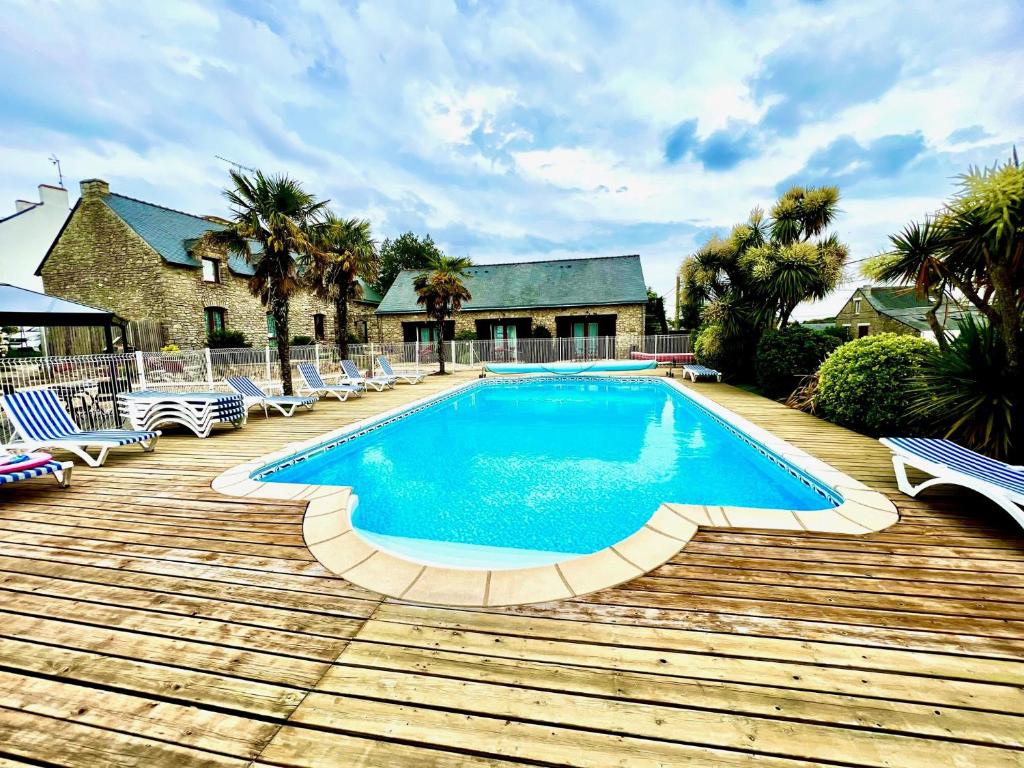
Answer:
0;372;1022;767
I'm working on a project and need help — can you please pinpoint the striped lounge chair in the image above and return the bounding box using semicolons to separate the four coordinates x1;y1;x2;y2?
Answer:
0;459;73;488
341;359;394;392
226;376;317;418
682;364;722;382
881;437;1024;531
1;389;160;467
377;356;425;385
297;363;362;401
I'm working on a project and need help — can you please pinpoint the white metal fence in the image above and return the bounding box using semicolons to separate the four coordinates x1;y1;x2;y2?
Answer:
0;334;689;442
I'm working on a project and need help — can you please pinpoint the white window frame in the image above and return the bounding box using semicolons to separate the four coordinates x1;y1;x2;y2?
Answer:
201;257;220;283
853;298;862;315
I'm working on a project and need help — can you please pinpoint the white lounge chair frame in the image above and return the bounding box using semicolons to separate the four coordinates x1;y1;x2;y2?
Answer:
881;438;1024;531
298;363;362;402
682;364;722;383
377;356;425;385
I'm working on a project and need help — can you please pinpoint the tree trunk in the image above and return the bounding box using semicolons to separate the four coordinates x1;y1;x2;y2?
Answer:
990;263;1022;379
273;299;293;395
436;317;446;375
924;283;949;353
336;295;349;360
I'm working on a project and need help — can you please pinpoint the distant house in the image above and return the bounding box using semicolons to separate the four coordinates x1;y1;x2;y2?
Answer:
35;179;357;349
374;255;648;344
834;285;976;340
0;184;69;291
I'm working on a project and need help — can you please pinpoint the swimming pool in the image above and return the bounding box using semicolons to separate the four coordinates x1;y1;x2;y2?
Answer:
261;377;840;568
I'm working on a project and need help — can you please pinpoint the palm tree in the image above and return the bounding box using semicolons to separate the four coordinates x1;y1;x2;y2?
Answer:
309;214;379;359
202;170;326;394
412;254;472;375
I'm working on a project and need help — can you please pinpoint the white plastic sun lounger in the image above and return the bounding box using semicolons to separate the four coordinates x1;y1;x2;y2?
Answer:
226;376;317;418
298;363;362;401
881;437;1024;531
1;389;160;467
682;364;722;382
0;458;73;488
377;356;425;384
342;359;394;392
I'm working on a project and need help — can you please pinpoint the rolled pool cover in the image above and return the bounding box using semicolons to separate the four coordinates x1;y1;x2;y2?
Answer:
484;359;657;375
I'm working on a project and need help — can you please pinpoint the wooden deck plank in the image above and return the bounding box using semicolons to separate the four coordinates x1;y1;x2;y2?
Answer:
0;373;1022;767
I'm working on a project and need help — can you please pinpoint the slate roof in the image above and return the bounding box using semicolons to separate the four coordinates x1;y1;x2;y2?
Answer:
376;255;647;315
355;278;383;305
101;193;256;277
857;286;979;332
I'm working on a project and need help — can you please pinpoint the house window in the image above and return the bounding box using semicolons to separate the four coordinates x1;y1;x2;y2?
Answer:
313;314;326;341
205;307;226;336
857;323;870;338
358;320;369;342
853;298;862;314
201;257;220;283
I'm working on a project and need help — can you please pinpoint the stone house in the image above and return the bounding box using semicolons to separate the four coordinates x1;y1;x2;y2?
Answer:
35;179;369;349
834;285;976;341
375;254;647;344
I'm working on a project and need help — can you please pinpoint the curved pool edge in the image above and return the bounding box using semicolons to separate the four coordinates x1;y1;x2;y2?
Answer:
210;374;900;607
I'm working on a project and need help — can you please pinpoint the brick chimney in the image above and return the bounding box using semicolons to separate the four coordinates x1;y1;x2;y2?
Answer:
79;178;110;198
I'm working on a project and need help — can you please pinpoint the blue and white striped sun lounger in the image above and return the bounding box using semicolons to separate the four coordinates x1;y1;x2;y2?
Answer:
1;389;160;467
298;363;362;401
342;359;394;392
0;459;73;488
881;437;1024;531
226;376;317;418
682;364;722;382
377;356;425;385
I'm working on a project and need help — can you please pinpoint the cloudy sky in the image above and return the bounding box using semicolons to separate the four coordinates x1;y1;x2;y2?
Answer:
2;0;1021;319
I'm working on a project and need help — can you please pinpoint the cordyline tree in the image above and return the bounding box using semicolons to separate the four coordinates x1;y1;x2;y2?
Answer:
413;254;472;375
864;152;1024;459
309;214;379;359
865;152;1024;373
679;185;848;377
202;170;326;394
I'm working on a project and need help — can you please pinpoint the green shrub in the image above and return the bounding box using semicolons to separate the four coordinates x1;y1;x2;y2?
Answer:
5;347;42;358
693;324;726;371
207;330;251;349
291;335;314;346
815;333;934;435
756;325;842;399
817;324;851;343
454;329;478;341
910;315;1020;460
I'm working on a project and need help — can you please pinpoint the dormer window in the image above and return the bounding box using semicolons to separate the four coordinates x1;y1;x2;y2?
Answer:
853;298;862;314
202;257;220;283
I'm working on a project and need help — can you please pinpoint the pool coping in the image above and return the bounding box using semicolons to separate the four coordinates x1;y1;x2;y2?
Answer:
211;375;899;607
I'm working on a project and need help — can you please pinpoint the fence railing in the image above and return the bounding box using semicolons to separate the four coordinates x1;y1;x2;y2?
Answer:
0;334;689;441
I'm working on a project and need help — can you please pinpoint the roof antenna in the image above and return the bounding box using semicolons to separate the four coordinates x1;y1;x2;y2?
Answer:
49;154;64;188
215;155;257;173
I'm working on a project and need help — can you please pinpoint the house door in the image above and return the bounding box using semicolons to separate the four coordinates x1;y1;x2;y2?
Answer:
572;321;599;357
493;323;518;357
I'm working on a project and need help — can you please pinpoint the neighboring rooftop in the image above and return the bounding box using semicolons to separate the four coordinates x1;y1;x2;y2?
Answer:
376;254;647;314
356;278;383;305
855;285;978;332
0;282;117;325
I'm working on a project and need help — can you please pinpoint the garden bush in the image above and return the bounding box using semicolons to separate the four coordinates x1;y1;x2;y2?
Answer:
815;333;934;435
755;325;842;399
207;330;250;349
291;335;314;346
693;324;727;372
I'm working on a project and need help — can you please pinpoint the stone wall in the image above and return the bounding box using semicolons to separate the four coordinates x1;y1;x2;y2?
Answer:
40;181;340;349
834;290;918;338
376;303;647;342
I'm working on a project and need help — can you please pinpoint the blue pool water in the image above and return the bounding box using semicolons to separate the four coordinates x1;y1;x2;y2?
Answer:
265;378;836;562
